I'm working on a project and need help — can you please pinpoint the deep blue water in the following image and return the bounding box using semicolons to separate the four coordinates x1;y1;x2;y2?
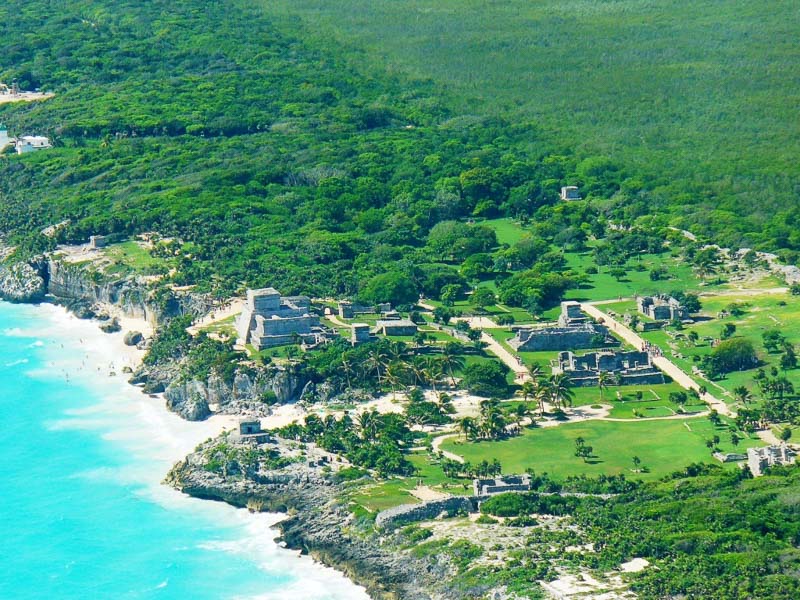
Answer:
0;302;368;600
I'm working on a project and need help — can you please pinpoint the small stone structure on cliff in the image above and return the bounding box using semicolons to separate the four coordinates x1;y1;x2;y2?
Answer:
236;287;324;350
553;349;665;387
229;418;271;445
509;301;611;352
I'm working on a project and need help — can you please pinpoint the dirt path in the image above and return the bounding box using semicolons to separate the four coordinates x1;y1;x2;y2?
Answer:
581;302;735;417
757;428;782;445
326;314;352;329
431;432;465;463
186;298;243;335
480;331;532;382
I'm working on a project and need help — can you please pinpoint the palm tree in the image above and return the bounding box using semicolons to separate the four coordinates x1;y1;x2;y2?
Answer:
535;384;551;415
441;347;466;388
514;402;531;429
479;397;500;417
409;356;428;387
422;356;444;393
365;347;388;385
355;409;380;440
340;353;354;390
483;408;507;440
517;380;536;403
733;385;752;406
597;371;612;402
549;373;574;411
458;416;478;441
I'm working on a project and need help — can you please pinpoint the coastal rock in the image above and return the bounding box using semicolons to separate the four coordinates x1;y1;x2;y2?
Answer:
166;440;459;600
0;262;46;303
123;330;144;346
46;258;214;326
164;382;211;421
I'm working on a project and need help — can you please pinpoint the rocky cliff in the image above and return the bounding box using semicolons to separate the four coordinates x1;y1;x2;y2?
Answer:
166;442;461;600
141;367;309;421
0;261;46;303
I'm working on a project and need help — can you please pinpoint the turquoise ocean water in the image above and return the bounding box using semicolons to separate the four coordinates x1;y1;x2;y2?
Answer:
0;302;368;600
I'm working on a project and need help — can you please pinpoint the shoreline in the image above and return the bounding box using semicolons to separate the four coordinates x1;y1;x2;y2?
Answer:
6;299;371;600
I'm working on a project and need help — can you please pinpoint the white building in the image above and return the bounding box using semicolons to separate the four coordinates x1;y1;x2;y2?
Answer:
560;186;581;201
15;135;52;154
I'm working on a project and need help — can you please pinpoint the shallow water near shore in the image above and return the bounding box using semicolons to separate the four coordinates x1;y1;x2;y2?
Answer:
0;302;369;600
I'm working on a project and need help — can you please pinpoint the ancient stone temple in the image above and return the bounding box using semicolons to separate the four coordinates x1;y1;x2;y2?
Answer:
553;349;665;387
235;288;320;349
637;295;689;322
508;301;610;352
747;444;797;476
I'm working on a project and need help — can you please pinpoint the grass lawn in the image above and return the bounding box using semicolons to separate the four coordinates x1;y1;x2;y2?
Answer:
640;291;800;400
102;241;170;276
442;418;762;481
348;452;471;512
198;314;237;338
562;251;715;302
479;217;530;246
569;382;688;408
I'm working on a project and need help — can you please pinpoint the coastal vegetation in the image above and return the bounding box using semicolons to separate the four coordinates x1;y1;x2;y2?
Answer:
3;0;800;598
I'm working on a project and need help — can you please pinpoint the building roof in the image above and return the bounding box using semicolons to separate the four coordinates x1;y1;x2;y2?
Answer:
375;319;416;328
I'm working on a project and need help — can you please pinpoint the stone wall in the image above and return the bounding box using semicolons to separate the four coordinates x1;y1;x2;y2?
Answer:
375;497;474;530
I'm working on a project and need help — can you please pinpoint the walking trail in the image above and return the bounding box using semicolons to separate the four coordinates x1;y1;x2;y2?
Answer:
186;298;243;335
580;302;735;418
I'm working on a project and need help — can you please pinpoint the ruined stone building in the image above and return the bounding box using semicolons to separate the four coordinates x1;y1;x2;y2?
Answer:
509;301;610;351
637;295;689;322
373;319;418;336
473;475;532;496
748;444;796;476
553;349;665;387
236;287;321;349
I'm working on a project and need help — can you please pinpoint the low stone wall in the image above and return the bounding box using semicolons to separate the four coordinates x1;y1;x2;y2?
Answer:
375;497;474;530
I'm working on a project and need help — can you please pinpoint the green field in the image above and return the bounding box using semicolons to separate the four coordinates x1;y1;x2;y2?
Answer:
636;292;800;401
102;241;169;276
442;417;761;481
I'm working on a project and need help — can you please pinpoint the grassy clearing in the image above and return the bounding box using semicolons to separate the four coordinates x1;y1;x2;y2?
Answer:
102;241;169;276
442;418;761;481
641;291;800;400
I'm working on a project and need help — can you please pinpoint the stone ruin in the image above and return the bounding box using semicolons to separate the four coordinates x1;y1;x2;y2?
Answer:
553;349;665;387
473;474;532;496
747;444;796;476
637;294;689;322
229;418;271;445
236;287;325;350
508;301;611;352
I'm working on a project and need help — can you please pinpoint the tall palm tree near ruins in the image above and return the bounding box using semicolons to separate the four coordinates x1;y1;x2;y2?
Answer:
441;346;466;387
596;371;612;402
356;409;380;440
535;384;550;415
422;356;444;393
365;347;388;385
549;373;574;411
517;380;536;403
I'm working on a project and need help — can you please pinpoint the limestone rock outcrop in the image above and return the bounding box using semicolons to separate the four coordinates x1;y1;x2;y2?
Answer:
0;262;46;303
